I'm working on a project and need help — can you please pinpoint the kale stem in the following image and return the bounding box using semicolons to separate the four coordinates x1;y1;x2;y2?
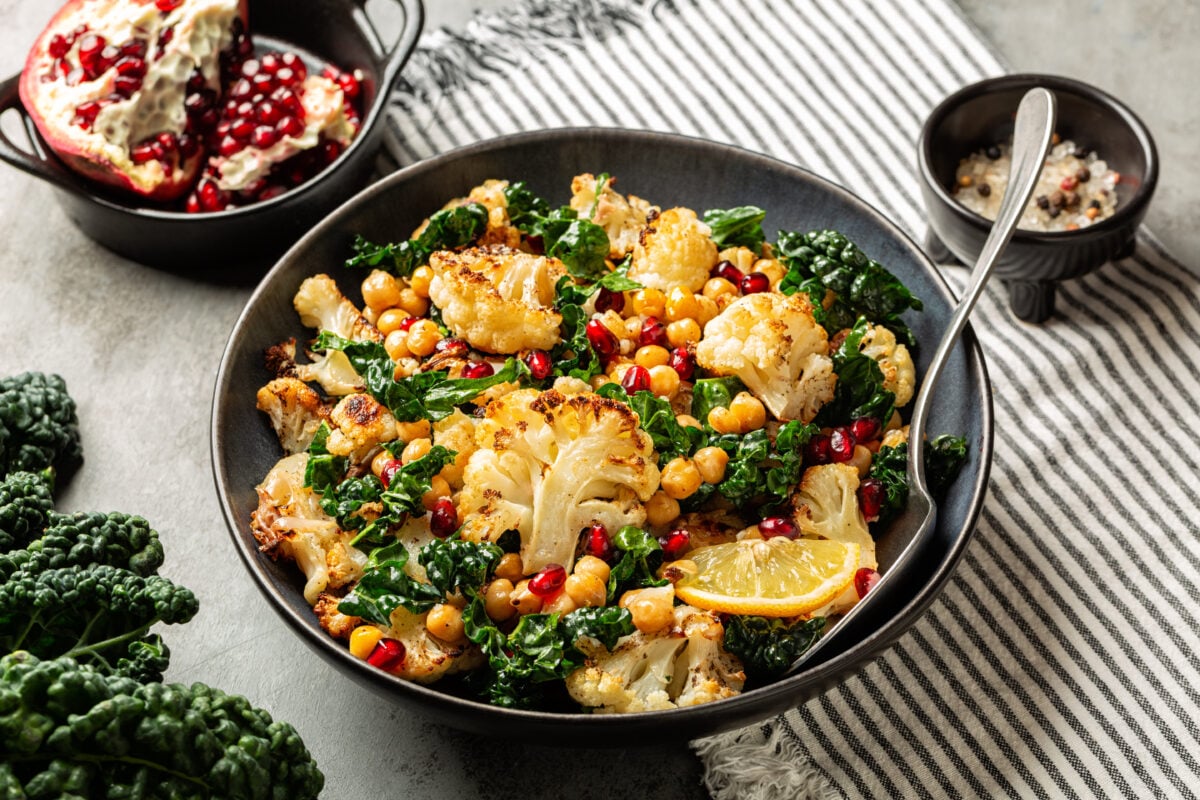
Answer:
64;620;155;662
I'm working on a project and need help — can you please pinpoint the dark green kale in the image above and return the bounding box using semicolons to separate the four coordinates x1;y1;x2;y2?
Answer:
690;376;747;429
302;422;345;494
814;317;896;428
695;421;817;512
345;203;488;276
551;275;605;381
703;206;767;253
927;434;969;495
722;615;827;681
606;525;667;601
502;181;610;280
868;435;970;528
328;446;457;547
0;469;54;552
0;372;82;479
0;652;324;799
0;510;164;580
596;384;705;461
777;229;923;345
418;537;504;597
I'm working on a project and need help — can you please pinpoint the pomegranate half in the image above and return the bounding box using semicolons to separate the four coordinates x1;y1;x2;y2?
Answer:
20;0;250;201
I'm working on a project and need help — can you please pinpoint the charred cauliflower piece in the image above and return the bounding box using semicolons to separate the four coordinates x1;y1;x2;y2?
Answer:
569;173;658;258
858;324;916;407
325;393;398;464
255;377;332;455
458;389;661;574
427;245;566;355
792;463;876;568
292;274;382;396
695;291;835;422
629;207;718;293
385;606;484;684
250;453;366;604
566;605;745;712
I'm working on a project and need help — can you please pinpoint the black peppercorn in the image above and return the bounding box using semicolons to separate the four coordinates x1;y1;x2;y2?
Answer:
977;183;991;197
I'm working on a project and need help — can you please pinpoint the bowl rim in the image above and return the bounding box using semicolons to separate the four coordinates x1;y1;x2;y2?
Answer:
212;126;995;734
917;73;1158;241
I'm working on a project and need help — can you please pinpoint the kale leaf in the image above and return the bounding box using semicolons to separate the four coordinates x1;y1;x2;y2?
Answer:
502;182;610;280
690;376;747;429
418;537;503;597
927;434;969;495
597;383;705;462
722;615;827;680
338;549;443;623
606;525;667;601
868;435;970;528
345;203;488;276
703;206;767;253
814;317;896;427
698;421;817;512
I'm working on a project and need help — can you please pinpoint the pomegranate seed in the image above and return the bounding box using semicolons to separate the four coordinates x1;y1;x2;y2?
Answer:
65;67;84;86
621;365;651;394
130;143;157;164
367;638;406;671
461;361;494;380
849;417;881;443
156;0;184;12
114;56;146;77
77;33;105;61
432;337;468;358
277;115;305;138
229;78;253;99
260;53;282;73
177;133;198;157
337;70;361;99
741;272;770;294
113;76;141;97
185;193;201;213
156;26;174;55
429;497;459;538
321;140;343;164
759;517;798;539
230;119;254;141
73;100;103;126
184;90;214;115
48;34;70;59
379;459;403;489
804;433;832;465
120;39;147;59
528;564;567;598
252;125;280;149
241;59;260;78
272;87;305;116
660;529;691;560
858;478;884;520
524;350;552;380
154;132;176;152
274;66;297;86
256;100;283;125
586;524;614;561
595;287;625;313
258;184;287;201
829;427;854;462
585;319;618;356
252;72;276;93
714;259;744;284
281;52;305;74
854;567;880;599
668;347;695;381
639;316;667;347
197;179;227;211
397;316;419;333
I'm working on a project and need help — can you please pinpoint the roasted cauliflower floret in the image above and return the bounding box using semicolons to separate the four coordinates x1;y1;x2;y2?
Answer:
792;463;876;568
458;389;661;574
432;409;478;489
325;393;399;464
628;207;717;293
385;606;485;684
569;173;657;258
859;324;916;407
292;273;381;396
250;453;367;604
695;292;835;422
566;605;745;713
427;245;566;354
255;377;332;454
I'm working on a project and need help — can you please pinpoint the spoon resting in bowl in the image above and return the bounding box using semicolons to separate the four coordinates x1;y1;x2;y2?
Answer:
783;87;1057;678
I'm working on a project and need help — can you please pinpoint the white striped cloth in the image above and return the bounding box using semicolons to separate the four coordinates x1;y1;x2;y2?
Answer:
384;2;1200;798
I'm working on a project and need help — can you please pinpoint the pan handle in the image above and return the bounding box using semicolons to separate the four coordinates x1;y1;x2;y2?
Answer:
0;73;82;193
354;0;425;95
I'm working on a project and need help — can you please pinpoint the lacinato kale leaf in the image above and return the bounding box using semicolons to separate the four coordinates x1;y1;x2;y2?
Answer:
348;446;458;547
502;181;551;229
814;317;896;427
560;604;636;651
597;384;706;461
418;538;503;597
606;525;667;601
703;205;767;253
723;615;827;680
338;549;443;623
345;203;488;276
551;276;604;381
688;421;816;513
691;376;747;429
501;182;611;280
927;434;969;495
868;435;969;528
303;423;346;494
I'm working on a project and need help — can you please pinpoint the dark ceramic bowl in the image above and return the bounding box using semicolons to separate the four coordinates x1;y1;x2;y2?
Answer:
918;74;1157;322
0;0;422;280
212;128;994;745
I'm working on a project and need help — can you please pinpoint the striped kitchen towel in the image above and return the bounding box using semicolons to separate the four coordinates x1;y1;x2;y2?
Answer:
385;1;1200;798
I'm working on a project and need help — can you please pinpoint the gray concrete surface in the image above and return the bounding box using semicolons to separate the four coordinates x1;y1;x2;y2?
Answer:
0;1;1194;799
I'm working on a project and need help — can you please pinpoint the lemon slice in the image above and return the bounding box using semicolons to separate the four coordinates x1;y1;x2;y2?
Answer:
675;537;860;617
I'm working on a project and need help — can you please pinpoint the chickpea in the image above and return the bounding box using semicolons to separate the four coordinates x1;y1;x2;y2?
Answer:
384;329;411;361
573;555;611;584
370;449;393;477
589;373;611;390
484;579;515;622
623;316;644;339
694;295;719;327
565;573;607;608
361;269;402;312
693;446;729;484
645;490;681;527
542;591;577;615
634;345;671;369
850;444;873;477
363;305;380;325
394;418;432;443
376;308;412;336
631;288;666;318
648;364;680;398
406;319;442;357
393;359;418;380
409;265;435;299
621;585;675;634
702;276;738;302
426;603;466;643
510;580;544;615
494;553;524;582
421;475;451;510
729;392;767;431
349;625;384;659
401;437;432;464
664;287;702;322
396;287;429;317
752;258;785;286
666;318;702;348
661;457;703;500
707;406;742;435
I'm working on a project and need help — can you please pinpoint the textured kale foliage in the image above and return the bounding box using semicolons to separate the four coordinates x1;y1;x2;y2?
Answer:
0;372;82;479
703;205;767;252
722;615;827;681
868;435;971;528
0;510;164;580
0;470;55;552
813;317;896;427
345;203;488;277
503;180;611;281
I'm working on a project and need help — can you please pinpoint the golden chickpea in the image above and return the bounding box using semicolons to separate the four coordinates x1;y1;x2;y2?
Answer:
645;490;681;527
666;318;702;348
634;345;671;369
361;269;402;312
384;329;411;361
564;573;607;608
426;603;466;643
707;406;742;434
622;585;675;634
693;446;729;484
664;287;701;323
392;359;418;380
396;287;429;317
752;258;785;286
394;419;432;443
494;552;524;582
589;373;611;390
349;625;384;659
661;457;703;500
695;295;719;327
363;305;380;325
648;364;681;398
439;461;464;489
376;308;412;336
510;580;543;615
401;437;432;464
573;555;611;584
884;409;903;432
850;444;873;477
675;414;702;429
406;319;442;357
623;316;644;339
409;265;435;299
484;579;515;622
702;277;739;302
542;591;577;616
370;449;393;477
631;288;666;318
421;475;451;510
729;392;767;431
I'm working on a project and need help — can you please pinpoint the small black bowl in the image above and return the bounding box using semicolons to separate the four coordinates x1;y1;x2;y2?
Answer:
0;0;422;281
918;74;1157;322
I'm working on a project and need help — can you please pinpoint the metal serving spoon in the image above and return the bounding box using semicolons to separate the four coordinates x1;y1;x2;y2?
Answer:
783;87;1057;677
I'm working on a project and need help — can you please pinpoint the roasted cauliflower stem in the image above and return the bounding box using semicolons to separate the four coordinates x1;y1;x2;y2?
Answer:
433;410;478;490
566;605;745;713
696;291;836;422
386;606;484;684
629;207;718;293
428;245;567;354
293;273;382;396
792;463;877;568
325;393;398;464
250;453;366;605
458;389;661;573
569;172;658;258
859;324;916;407
255;377;333;454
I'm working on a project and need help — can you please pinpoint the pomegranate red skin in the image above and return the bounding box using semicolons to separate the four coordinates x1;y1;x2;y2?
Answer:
18;0;250;201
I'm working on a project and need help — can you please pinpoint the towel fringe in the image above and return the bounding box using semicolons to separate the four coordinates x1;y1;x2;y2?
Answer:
692;723;843;800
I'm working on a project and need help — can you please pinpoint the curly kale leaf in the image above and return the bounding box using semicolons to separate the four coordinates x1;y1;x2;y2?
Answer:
502;182;610;281
0;372;82;480
335;446;457;547
0;652;324;799
0;510;164;580
777;229;922;345
597;384;706;461
502;180;552;229
868;435;970;528
418;538;503;597
723;615;827;681
814;317;896;427
551;275;605;381
699;421;817;512
606;525;667;601
338;555;443;624
703;205;767;252
345;203;488;276
0;469;55;553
